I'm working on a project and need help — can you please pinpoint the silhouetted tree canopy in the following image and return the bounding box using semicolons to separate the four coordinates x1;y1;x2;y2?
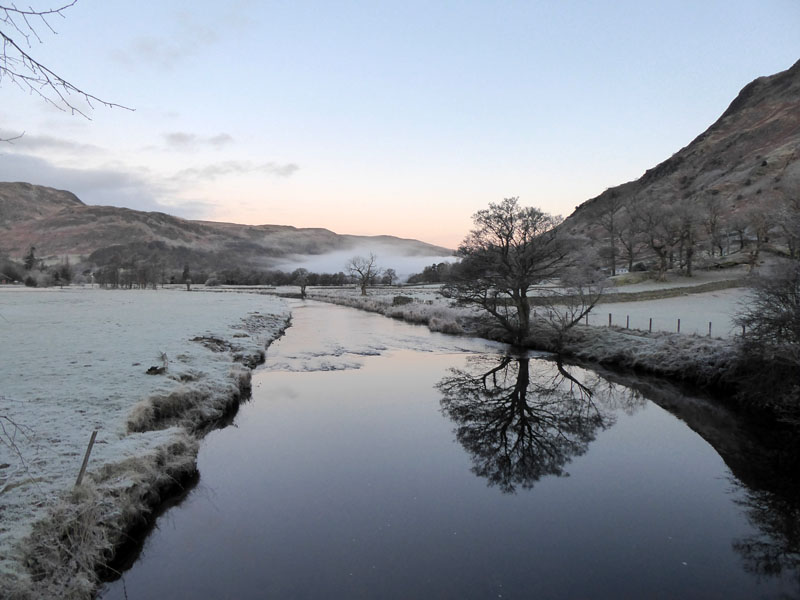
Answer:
442;198;575;344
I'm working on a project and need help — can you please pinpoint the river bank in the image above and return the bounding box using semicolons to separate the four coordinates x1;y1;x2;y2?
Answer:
0;287;289;599
302;286;795;426
99;299;800;599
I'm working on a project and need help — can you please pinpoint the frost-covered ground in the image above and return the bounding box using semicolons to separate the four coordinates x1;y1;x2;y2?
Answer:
303;280;747;339
605;265;748;292
587;288;746;337
0;287;288;598
300;279;744;396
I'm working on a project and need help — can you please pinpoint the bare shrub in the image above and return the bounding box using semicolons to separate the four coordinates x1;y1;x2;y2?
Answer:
734;261;800;421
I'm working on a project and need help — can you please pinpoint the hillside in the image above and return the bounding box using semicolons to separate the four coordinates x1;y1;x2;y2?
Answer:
0;182;452;273
564;59;800;268
0;182;84;227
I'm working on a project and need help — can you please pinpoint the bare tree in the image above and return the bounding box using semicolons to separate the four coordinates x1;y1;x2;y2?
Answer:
637;200;682;280
676;197;701;276
616;206;646;272
736;261;800;362
778;195;800;260
734;261;800;422
346;253;381;296
744;202;777;269
703;193;726;257
292;268;310;299
537;257;605;350
727;212;750;253
382;268;397;286
442;197;584;345
595;191;625;276
1;1;129;139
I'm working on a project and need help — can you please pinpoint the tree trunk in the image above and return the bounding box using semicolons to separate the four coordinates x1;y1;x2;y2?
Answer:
515;296;531;344
609;224;616;276
686;247;694;277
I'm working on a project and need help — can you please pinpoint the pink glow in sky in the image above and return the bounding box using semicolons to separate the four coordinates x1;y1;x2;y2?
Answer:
1;1;799;248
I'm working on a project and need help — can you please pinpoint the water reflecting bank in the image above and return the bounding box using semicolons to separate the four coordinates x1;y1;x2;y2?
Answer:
101;301;799;599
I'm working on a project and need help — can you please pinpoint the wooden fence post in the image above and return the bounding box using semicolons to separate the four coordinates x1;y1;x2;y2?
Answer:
677;318;681;333
649;318;652;333
608;313;612;327
626;315;629;329
708;322;712;336
75;430;98;487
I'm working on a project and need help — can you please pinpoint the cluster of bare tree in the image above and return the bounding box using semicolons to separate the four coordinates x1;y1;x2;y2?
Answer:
406;262;456;284
1;248;73;287
591;184;800;278
341;253;398;295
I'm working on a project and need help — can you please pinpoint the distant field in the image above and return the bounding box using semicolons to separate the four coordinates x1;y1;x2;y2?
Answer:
587;288;746;337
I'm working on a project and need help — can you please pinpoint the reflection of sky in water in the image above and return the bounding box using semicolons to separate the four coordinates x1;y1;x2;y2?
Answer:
101;302;800;600
264;299;506;372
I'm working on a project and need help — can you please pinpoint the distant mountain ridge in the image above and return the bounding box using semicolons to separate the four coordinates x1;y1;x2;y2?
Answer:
0;182;453;271
3;60;799;275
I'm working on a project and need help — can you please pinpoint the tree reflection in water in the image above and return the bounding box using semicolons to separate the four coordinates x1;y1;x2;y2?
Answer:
728;428;800;596
733;485;800;593
437;355;643;493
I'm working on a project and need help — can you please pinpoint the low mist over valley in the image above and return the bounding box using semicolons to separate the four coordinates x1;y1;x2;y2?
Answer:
0;181;453;282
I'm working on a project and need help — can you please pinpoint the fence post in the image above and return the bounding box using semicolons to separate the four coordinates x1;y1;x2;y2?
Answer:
626;315;629;329
708;322;712;337
75;430;98;487
677;318;681;333
608;313;612;327
585;314;589;325
649;318;652;333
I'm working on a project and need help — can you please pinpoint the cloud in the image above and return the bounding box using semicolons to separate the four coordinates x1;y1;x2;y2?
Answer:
163;131;235;149
4;134;102;154
0;152;211;218
209;133;234;147
172;160;299;181
164;132;197;147
112;12;220;69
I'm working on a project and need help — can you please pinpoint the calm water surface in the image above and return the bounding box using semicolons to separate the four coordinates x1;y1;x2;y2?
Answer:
101;301;799;599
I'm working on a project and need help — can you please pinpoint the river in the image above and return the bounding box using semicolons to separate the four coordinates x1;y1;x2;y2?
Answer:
100;300;799;599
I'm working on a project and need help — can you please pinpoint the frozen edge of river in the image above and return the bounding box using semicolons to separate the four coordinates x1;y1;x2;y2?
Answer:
305;291;741;400
1;291;290;600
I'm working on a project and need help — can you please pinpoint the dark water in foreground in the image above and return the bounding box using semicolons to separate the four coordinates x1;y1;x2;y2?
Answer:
101;301;799;599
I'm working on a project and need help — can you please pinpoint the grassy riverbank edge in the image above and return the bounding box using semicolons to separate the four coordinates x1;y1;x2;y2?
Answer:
2;293;291;600
304;292;794;428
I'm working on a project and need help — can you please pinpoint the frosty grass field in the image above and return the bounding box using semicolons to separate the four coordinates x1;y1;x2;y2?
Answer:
306;277;744;338
0;287;289;596
0;277;745;596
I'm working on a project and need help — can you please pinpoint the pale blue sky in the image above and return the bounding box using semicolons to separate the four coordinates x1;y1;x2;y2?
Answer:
1;0;798;247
